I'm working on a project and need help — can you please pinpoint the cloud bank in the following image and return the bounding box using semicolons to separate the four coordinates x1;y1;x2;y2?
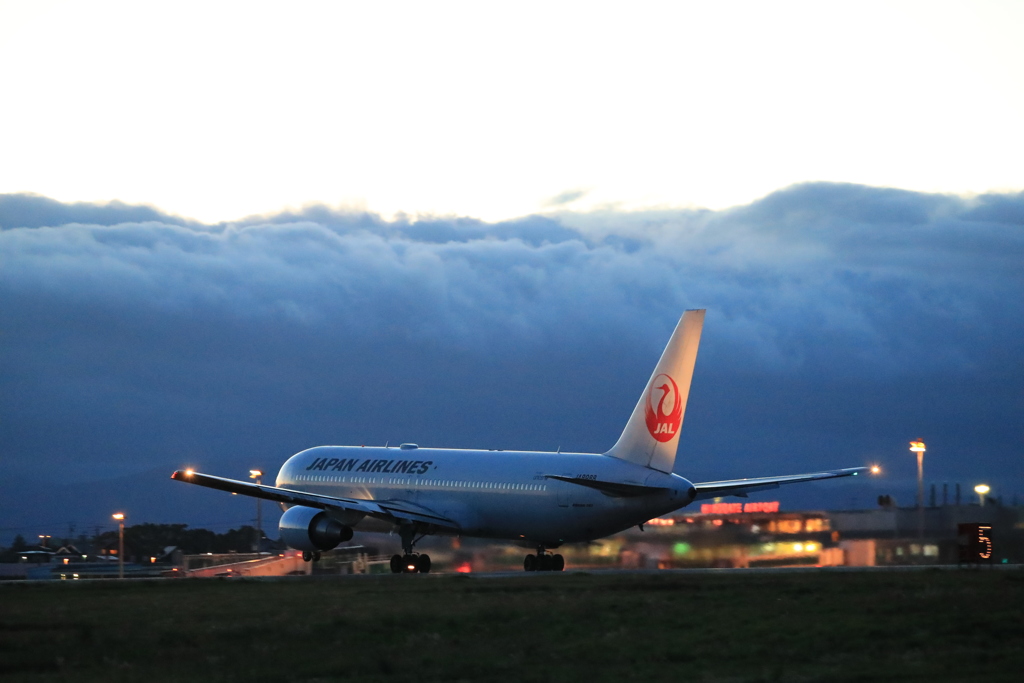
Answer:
1;184;1022;537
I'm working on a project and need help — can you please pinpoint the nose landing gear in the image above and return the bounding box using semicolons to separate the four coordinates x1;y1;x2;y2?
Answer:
524;546;564;572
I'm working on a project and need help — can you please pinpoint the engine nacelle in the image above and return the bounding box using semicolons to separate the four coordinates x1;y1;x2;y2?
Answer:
279;506;353;552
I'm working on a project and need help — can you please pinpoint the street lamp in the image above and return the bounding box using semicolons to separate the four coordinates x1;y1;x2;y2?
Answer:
974;484;990;507
909;440;926;538
250;470;263;552
112;513;125;579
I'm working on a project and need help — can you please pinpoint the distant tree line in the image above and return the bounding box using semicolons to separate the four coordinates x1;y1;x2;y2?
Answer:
115;523;265;557
0;524;265;562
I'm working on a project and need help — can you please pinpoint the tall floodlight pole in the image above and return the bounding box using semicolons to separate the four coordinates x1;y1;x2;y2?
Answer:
112;513;125;579
909;440;926;539
250;470;263;552
974;484;990;507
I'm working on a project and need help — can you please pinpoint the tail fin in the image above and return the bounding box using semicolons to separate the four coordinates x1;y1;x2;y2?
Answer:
606;309;705;473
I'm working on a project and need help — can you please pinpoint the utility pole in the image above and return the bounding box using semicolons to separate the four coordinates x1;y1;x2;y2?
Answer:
250;470;263;552
910;440;926;539
112;513;125;579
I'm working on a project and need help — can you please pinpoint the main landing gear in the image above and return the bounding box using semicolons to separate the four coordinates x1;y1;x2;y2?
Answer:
302;550;322;563
524;547;564;572
390;553;431;574
390;524;431;574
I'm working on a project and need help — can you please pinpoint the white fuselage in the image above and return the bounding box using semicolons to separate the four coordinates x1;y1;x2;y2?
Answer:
276;445;696;546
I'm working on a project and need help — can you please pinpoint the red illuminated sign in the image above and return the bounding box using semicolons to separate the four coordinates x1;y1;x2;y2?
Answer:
700;501;780;514
743;501;780;513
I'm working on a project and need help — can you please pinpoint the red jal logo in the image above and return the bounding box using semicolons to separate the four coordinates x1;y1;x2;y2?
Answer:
645;373;682;442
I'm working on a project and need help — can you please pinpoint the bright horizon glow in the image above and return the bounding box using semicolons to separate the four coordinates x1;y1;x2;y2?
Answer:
1;1;1023;223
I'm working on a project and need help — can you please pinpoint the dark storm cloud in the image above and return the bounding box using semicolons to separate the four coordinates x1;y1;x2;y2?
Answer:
1;184;1022;538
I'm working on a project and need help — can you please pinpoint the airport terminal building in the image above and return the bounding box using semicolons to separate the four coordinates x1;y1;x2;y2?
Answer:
569;500;1022;570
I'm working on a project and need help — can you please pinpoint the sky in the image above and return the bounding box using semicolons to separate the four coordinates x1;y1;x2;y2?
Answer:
1;1;1022;543
2;2;1023;221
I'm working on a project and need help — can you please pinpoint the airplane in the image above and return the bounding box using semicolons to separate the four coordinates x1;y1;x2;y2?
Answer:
172;309;869;573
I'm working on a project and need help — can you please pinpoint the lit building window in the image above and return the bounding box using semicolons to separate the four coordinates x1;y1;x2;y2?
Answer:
776;519;802;534
805;518;829;532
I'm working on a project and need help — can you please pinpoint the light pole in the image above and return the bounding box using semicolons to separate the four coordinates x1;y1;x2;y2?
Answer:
909;440;926;538
974;484;990;507
112;513;125;579
250;470;263;552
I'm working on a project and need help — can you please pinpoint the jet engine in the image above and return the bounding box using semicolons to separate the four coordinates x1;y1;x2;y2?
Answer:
278;506;353;552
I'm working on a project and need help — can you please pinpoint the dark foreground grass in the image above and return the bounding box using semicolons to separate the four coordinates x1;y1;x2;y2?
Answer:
1;569;1022;683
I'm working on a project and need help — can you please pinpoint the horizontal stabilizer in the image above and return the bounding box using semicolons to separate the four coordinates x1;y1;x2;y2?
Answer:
692;467;869;501
546;474;668;498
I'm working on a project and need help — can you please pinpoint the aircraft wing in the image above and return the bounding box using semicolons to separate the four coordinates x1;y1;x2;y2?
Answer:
170;470;459;531
691;467;869;501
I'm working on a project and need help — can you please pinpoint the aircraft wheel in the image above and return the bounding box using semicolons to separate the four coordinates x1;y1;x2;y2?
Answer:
312;551;322;563
417;553;432;573
302;550;312;562
524;554;537;571
552;554;565;571
390;554;404;574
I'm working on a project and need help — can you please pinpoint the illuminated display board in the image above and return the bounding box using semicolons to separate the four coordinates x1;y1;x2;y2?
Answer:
958;523;994;563
700;501;780;514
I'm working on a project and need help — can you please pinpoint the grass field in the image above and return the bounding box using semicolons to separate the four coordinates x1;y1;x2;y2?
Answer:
1;568;1022;682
